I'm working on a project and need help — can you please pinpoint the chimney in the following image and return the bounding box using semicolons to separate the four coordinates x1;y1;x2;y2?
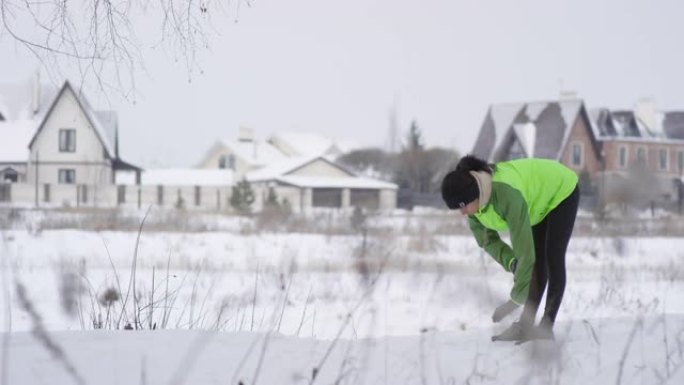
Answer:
635;98;657;131
238;126;254;142
559;90;578;101
32;71;41;115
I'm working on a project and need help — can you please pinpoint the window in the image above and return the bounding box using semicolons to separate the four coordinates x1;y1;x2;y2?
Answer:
618;146;628;169
659;149;668;171
59;129;76;152
1;168;18;183
636;147;647;167
218;154;236;170
571;143;583;167
58;169;75;184
194;186;201;206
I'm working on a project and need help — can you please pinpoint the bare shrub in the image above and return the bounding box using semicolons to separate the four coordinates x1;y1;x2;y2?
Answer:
58;260;86;317
612;237;627;257
407;225;446;253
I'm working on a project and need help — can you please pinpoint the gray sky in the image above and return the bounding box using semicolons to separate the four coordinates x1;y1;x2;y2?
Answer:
2;0;684;167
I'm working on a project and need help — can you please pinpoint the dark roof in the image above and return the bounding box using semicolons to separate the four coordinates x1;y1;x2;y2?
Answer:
664;112;684;140
588;108;684;141
113;158;143;172
472;100;585;162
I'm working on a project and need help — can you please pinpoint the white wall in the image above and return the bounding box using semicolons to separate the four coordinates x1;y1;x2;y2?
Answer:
27;85;112;185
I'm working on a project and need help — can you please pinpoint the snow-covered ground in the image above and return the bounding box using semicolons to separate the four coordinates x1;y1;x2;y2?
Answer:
1;222;684;384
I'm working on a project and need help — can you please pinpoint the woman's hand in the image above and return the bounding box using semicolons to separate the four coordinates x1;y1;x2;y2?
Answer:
492;300;519;322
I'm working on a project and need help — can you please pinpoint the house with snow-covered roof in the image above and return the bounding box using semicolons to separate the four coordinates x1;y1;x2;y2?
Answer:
246;155;397;211
471;97;684;205
197;126;287;177
199;128;397;211
472;98;602;180
0;78;140;206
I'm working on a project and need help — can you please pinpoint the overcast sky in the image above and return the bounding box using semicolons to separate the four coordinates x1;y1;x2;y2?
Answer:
2;0;684;167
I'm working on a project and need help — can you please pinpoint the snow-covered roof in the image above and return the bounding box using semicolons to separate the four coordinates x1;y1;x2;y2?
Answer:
588;107;684;142
477;99;587;161
513;122;536;157
0;120;37;163
275;175;397;190
29;82;116;158
118;169;234;186
1;81;119;161
246;156;345;182
269;131;360;157
0;82;58;122
489;103;523;154
219;138;286;167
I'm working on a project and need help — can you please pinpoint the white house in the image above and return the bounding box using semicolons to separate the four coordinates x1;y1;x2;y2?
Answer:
0;78;140;206
198;127;397;211
246;156;397;211
197;126;286;177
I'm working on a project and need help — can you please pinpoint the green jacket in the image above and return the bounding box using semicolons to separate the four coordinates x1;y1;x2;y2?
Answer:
467;158;578;305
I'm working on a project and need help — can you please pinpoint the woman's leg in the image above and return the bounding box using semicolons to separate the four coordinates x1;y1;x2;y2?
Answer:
519;220;549;327
540;186;579;329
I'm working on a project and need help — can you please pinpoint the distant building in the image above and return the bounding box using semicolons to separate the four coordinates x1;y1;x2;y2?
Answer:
472;98;684;206
0;78;140;206
199;128;397;211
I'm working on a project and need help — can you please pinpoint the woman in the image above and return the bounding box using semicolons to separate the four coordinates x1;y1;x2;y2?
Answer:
441;155;579;342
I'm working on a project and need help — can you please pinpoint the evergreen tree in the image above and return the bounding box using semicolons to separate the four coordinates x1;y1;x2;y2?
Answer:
230;178;255;213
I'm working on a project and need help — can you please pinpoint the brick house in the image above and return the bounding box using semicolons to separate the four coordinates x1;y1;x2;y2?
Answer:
472;98;684;207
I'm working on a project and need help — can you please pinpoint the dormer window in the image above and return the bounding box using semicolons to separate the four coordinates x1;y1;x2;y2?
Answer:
59;128;76;152
219;154;236;170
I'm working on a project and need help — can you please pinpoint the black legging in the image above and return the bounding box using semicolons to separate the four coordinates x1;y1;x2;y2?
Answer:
520;185;579;328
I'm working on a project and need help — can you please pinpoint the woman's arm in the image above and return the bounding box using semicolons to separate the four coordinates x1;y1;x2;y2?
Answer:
468;216;517;272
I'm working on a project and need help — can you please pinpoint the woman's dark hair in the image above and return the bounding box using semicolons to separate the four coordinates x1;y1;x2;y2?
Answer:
455;155;492;174
441;155;492;209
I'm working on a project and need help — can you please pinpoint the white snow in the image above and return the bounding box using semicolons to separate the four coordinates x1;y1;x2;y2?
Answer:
1;216;684;384
0;120;36;162
489;104;523;160
558;100;582;130
513;122;536;158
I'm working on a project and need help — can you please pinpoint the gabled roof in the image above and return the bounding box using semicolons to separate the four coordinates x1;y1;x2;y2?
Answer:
27;81;116;158
0;120;37;163
0;81;58;163
268;131;360;158
588;108;684;142
473;99;586;161
246;155;355;182
245;155;396;190
215;138;287;167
